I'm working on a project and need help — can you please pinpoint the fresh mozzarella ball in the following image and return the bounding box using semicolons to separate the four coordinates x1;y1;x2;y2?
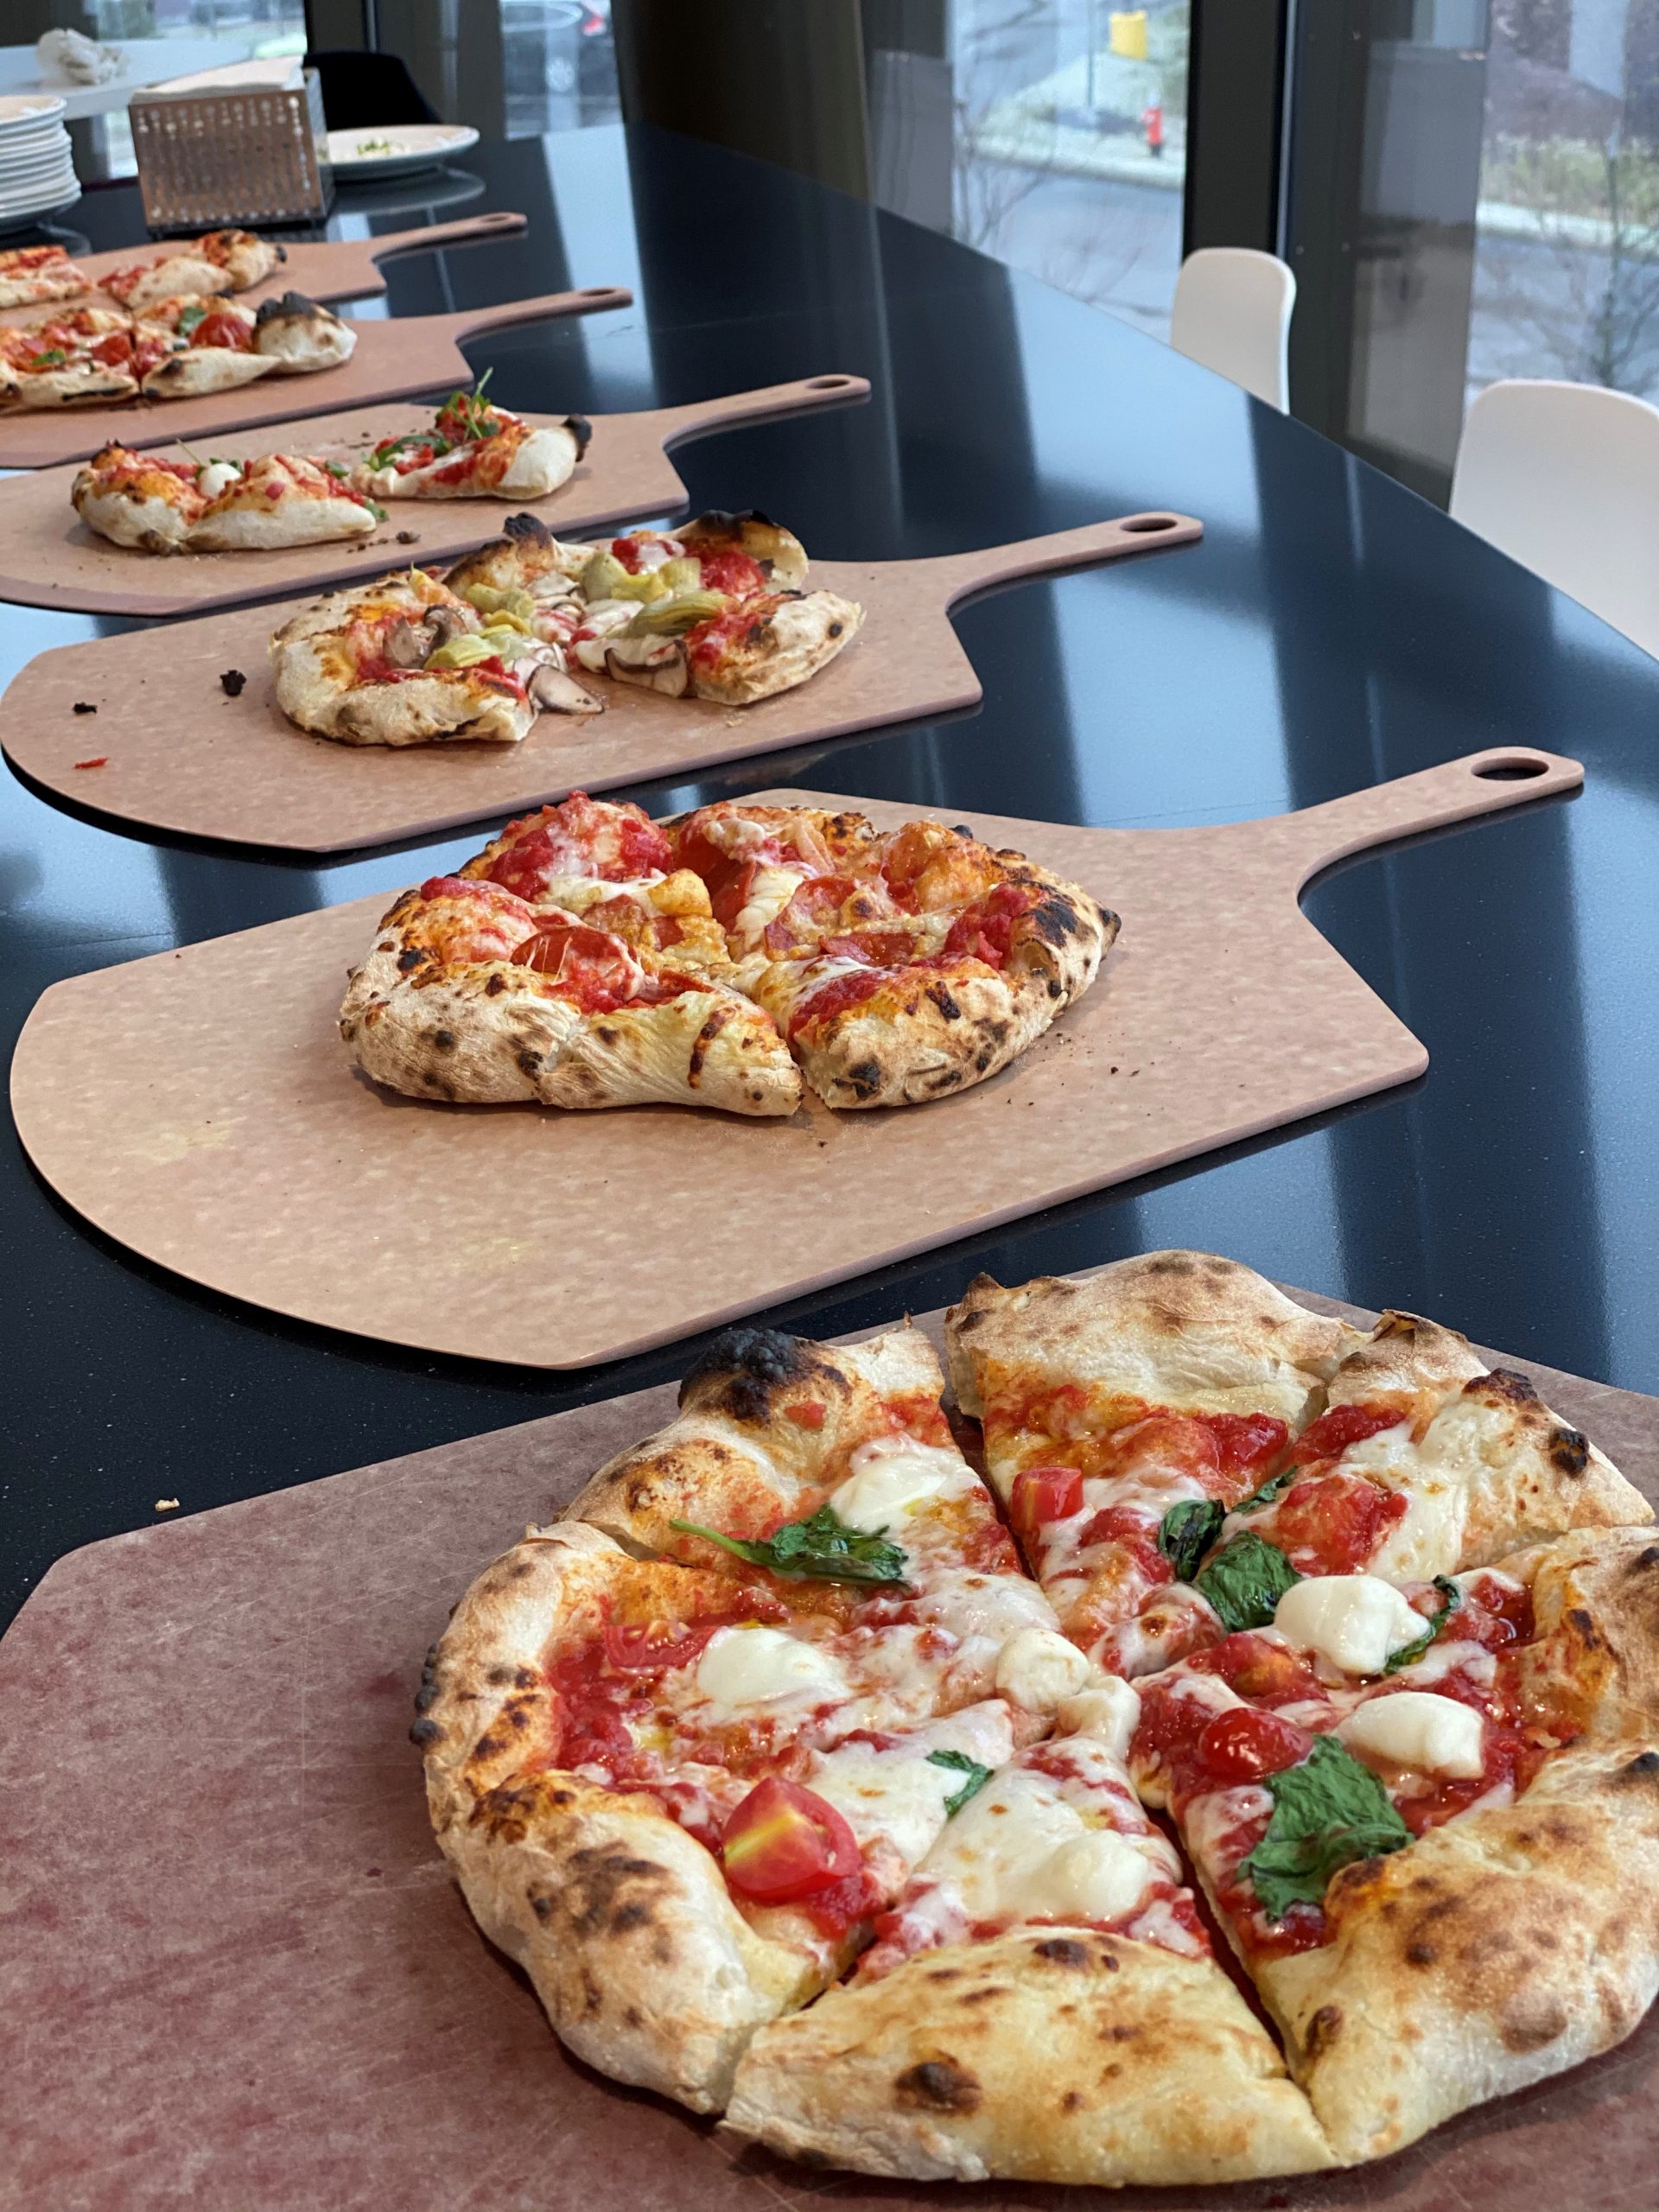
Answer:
1273;1574;1427;1675
994;1626;1092;1712
1340;1690;1484;1777
693;1625;848;1712
1032;1829;1159;1922
829;1438;974;1534
1055;1675;1142;1759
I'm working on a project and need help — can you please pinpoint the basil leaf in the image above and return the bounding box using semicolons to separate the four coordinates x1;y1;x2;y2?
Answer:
365;499;388;524
28;348;66;367
928;1748;993;1817
1234;1465;1299;1515
1382;1576;1462;1675
1157;1498;1225;1582
1194;1531;1300;1633
176;304;207;339
670;1504;909;1587
1240;1733;1411;1919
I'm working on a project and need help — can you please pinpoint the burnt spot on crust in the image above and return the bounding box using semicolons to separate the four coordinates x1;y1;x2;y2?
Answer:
1405;1940;1438;1967
1499;1996;1568;2055
1033;1938;1090;1967
926;982;962;1022
845;1059;884;1101
503;512;554;548
1548;1425;1590;1476
409;1715;442;1746
1476;1368;1541;1408
516;1048;543;1078
1629;1545;1659;1574
680;1325;823;1421
1026;892;1084;948
688;1006;734;1088
893;2059;982;2114
1305;2004;1344;2057
485;973;506;995
566;414;593;455
1565;1606;1604;1651
397;947;424;973
565;1846;676;1941
1615;1750;1659;1787
433;1029;456;1053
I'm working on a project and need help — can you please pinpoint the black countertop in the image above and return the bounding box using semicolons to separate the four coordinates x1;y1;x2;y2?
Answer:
5;124;1657;1628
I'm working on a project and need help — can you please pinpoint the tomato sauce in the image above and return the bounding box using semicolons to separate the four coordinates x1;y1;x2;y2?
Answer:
1258;1472;1409;1576
1291;1402;1408;1464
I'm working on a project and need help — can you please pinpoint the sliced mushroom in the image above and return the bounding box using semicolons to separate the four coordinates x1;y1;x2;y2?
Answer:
381;618;435;669
426;602;472;647
527;663;604;716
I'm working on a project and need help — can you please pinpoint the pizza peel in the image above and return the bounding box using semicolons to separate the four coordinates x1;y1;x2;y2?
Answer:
0;283;632;470
0;511;1202;850
9;757;1580;1370
0;210;531;330
0;373;872;617
0;1277;1653;2212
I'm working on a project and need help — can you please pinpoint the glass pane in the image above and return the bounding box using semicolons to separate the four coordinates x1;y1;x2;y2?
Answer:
868;0;1192;342
501;0;623;135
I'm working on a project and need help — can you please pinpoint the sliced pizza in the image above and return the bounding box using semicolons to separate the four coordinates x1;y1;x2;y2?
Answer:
352;376;589;501
1128;1524;1659;2163
72;443;382;554
101;230;283;314
0;244;92;311
418;1515;1027;2108
568;1322;1083;1726
342;796;1113;1118
725;1690;1334;2183
0;308;147;410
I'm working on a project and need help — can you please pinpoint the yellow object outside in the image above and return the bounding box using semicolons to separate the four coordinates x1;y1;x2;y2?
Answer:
1109;10;1148;60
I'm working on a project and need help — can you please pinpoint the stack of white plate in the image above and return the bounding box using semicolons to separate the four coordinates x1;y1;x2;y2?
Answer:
0;96;80;237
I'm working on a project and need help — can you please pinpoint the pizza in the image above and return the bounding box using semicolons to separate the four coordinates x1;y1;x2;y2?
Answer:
0;244;92;311
415;1262;1659;2184
72;443;383;554
267;508;861;741
350;375;588;501
0;289;352;412
944;1255;1646;1678
339;791;1112;1116
100;228;283;314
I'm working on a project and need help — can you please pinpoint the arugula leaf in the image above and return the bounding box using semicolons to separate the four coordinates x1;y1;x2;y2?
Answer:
365;428;451;472
1234;1465;1300;1515
324;461;350;480
928;1748;993;1816
1382;1576;1462;1674
1157;1498;1225;1582
670;1504;910;1587
1240;1733;1411;1919
1194;1531;1300;1633
26;348;66;368
364;499;388;524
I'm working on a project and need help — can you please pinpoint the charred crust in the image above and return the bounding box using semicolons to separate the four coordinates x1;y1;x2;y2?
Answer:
503;512;553;546
1305;2003;1343;2056
253;289;322;326
678;1325;817;1421
408;1715;442;1746
1565;1605;1603;1649
893;2059;982;2113
397;947;424;972
1027;893;1082;946
845;1059;883;1100
565;1847;674;1939
687;1005;734;1087
1476;1367;1541;1407
1630;1545;1659;1573
1548;1424;1590;1475
516;1047;543;1077
1616;1750;1659;1786
565;413;593;454
485;972;505;995
432;1029;456;1052
925;982;962;1022
1032;1937;1090;1967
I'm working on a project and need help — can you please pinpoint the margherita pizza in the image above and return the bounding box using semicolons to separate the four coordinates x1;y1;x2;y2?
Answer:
100;229;283;315
72;443;382;554
0;288;352;413
416;1259;1659;2183
0;244;91;311
340;791;1112;1116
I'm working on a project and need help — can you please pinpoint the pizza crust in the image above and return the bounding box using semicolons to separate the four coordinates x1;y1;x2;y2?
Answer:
139;346;276;400
1257;1738;1659;2164
946;1251;1367;1434
188;458;378;550
725;1926;1334;2183
251;291;356;373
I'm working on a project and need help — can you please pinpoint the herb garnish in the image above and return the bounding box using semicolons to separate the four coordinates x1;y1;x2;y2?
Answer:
1382;1576;1461;1675
27;348;66;368
670;1504;910;1588
1240;1734;1411;1919
1194;1531;1301;1633
176;304;207;340
1157;1498;1225;1582
1233;1465;1300;1515
927;1748;993;1816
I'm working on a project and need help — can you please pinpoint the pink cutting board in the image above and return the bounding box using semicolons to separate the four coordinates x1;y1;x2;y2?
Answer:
7;755;1580;1370
0;1281;1653;2210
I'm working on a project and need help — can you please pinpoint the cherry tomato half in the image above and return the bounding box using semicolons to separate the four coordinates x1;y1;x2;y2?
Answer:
1011;1465;1084;1542
1193;1707;1315;1789
721;1777;861;1901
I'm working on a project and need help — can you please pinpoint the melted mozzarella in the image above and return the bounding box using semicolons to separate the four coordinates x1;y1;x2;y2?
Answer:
994;1626;1092;1712
1340;1689;1484;1777
1056;1676;1141;1760
1367;1481;1466;1581
1274;1574;1426;1675
918;1767;1164;1924
830;1436;976;1534
693;1625;848;1714
728;864;804;941
915;1567;1057;1645
810;1702;1014;1864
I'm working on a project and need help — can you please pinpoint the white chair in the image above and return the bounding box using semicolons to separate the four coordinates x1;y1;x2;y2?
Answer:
1169;247;1296;411
1450;378;1659;659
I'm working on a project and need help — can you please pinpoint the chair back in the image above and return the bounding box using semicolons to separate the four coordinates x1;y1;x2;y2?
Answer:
303;48;441;130
1170;247;1295;411
1452;378;1659;659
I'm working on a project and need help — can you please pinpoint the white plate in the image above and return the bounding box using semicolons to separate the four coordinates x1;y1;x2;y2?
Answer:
0;153;76;182
0;96;66;129
0;167;79;204
325;124;479;181
0;191;80;238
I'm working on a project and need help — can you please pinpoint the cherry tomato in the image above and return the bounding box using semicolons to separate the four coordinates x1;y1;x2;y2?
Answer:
1263;1472;1408;1577
1011;1465;1084;1542
1193;1707;1315;1788
601;1619;725;1675
721;1777;862;1901
1293;1403;1405;1464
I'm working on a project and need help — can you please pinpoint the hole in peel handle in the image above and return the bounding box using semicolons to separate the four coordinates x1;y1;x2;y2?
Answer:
1471;753;1550;781
1119;514;1180;534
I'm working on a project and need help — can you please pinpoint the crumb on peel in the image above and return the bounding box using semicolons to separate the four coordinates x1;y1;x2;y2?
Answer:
155;1498;180;1513
73;700;97;714
73;755;107;770
219;669;246;697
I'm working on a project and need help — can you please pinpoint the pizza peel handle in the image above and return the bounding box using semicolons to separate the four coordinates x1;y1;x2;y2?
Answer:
898;511;1205;609
639;372;872;446
426;284;633;341
1245;747;1585;892
355;212;529;260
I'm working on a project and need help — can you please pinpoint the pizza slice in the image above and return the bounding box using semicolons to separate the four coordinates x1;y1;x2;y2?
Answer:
340;868;802;1116
103;251;234;315
72;444;382;553
0;308;145;410
248;289;356;375
568;1321;1087;1727
352;376;590;501
1127;1524;1659;2163
725;1688;1333;2183
417;1516;1027;2108
0;244;92;310
134;296;277;400
70;445;211;551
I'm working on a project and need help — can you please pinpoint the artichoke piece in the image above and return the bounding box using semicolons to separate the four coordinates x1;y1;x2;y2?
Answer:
459;582;537;623
580;548;631;601
625;590;727;637
423;624;532;670
657;554;703;594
